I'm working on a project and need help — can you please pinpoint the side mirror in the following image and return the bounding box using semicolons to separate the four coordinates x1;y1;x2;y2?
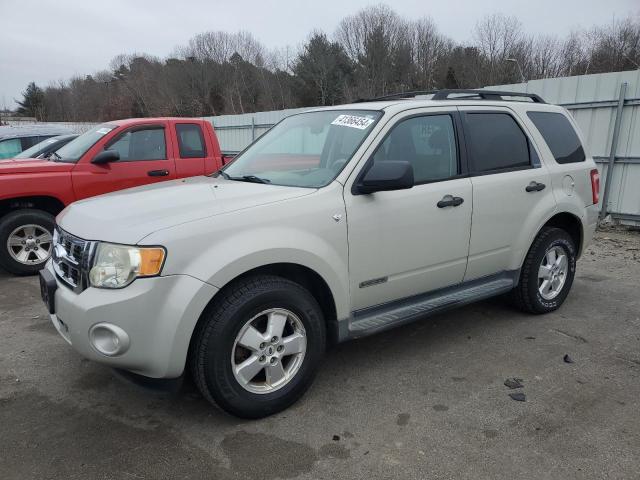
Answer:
91;149;120;165
356;160;414;194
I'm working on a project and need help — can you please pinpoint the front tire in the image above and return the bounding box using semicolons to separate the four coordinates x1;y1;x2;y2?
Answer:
0;209;55;276
511;226;577;314
190;275;326;418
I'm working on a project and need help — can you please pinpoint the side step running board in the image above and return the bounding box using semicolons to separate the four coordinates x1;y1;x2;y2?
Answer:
342;271;518;341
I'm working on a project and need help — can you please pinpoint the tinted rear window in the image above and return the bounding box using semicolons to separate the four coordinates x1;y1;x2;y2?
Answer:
464;113;530;173
527;112;585;164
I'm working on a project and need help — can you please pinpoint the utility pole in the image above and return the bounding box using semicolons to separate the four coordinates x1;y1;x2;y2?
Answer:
506;58;526;84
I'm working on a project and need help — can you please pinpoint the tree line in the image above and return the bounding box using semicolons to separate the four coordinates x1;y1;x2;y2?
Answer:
16;5;640;122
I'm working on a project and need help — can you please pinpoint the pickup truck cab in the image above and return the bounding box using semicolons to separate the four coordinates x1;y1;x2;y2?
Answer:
41;90;600;418
0;118;225;275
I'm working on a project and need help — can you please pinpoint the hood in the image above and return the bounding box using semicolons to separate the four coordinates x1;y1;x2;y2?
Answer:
57;175;314;244
0;158;74;174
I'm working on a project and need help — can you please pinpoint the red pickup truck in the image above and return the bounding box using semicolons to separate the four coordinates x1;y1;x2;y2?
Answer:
0;118;228;275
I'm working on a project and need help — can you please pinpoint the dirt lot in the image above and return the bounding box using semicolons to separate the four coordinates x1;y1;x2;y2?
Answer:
1;227;639;480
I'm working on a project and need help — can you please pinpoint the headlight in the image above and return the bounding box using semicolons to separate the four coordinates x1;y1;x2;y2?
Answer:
89;243;166;289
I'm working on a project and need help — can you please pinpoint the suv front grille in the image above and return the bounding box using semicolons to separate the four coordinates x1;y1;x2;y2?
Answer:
52;227;93;293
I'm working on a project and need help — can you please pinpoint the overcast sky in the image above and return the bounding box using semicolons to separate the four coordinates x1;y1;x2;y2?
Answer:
1;0;638;108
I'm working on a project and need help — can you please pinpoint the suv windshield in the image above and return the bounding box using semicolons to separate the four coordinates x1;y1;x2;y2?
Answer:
222;110;382;188
55;124;116;162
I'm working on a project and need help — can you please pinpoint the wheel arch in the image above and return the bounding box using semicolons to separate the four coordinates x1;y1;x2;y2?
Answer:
541;211;583;257
0;195;66;219
188;262;340;359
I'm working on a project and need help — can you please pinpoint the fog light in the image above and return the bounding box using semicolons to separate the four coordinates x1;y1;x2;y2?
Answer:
89;323;130;357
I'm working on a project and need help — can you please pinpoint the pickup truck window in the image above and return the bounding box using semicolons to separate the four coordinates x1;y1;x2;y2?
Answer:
176;124;206;158
106;127;166;161
223;110;382;188
55;124;116;162
372;114;458;183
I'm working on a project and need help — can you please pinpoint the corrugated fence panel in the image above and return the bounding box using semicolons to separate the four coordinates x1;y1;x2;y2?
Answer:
203;107;310;153
487;70;640;225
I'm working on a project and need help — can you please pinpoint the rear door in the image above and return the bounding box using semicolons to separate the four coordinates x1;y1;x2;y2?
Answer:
458;106;557;281
72;124;177;200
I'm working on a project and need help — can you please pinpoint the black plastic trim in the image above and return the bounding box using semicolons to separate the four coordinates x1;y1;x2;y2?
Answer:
337;270;520;342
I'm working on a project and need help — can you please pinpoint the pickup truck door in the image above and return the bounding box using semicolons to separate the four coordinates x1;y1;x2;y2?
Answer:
72;124;177;200
344;109;473;311
457;106;556;281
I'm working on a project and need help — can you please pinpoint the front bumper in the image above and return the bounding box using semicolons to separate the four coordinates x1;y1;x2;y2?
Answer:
43;261;218;378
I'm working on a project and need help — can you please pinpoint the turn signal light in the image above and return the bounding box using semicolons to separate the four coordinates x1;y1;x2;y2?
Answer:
139;248;166;276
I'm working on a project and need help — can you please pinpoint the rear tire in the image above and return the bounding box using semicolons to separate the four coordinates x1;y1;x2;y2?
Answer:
511;227;577;314
190;274;326;418
0;209;55;276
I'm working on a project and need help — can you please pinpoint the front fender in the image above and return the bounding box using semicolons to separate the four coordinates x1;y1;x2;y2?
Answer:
145;188;350;321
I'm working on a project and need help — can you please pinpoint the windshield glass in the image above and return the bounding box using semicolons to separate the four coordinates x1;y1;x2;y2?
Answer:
55;124;116;162
222;110;382;188
14;137;58;159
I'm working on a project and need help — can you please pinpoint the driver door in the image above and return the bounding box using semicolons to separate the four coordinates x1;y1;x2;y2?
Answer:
345;109;473;311
72;124;177;200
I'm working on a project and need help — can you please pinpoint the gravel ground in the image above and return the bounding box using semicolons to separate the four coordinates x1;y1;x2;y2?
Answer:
0;227;639;480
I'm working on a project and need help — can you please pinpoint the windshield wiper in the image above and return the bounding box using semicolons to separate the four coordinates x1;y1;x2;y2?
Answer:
50;151;62;161
215;170;231;180
234;175;271;184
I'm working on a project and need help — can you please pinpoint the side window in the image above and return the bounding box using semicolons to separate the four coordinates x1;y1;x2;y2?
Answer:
527;112;585;164
176;124;206;158
21;136;49;150
0;138;23;159
464;113;530;173
107;127;166;161
373;114;458;183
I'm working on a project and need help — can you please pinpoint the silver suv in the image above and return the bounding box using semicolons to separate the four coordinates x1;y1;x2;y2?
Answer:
40;90;600;418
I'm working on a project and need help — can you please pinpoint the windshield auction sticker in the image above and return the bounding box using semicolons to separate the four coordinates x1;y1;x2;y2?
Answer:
331;114;375;130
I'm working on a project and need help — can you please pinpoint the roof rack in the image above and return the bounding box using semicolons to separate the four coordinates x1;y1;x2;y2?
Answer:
356;89;546;104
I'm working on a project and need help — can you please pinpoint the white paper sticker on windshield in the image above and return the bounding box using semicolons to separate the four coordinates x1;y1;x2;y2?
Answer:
96;127;112;135
331;114;375;130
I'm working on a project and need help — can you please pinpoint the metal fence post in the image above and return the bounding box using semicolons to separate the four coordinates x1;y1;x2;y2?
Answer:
600;82;628;220
251;117;256;141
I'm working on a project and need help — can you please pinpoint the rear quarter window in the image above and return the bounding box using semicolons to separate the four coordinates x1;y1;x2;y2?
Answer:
527;111;585;164
176;124;207;158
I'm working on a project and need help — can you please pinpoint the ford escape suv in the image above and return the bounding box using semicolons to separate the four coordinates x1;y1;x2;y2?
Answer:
40;90;600;418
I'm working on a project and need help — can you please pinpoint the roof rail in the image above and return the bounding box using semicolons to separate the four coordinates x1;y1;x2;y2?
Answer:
356;89;546;104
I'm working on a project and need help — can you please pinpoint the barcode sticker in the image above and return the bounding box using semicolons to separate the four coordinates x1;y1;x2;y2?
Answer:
331;114;375;130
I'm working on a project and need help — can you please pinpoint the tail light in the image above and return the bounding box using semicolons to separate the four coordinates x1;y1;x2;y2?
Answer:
590;169;600;205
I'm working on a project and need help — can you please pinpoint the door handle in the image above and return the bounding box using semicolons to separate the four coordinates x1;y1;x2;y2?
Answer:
437;195;464;208
148;169;169;177
525;181;546;192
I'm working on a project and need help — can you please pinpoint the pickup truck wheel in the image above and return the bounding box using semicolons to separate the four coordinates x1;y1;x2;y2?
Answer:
190;275;326;418
0;209;55;276
511;227;577;314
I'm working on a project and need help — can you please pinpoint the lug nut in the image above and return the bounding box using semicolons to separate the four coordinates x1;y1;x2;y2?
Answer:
259;342;266;349
271;336;278;343
277;345;284;352
259;355;266;362
270;357;277;364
